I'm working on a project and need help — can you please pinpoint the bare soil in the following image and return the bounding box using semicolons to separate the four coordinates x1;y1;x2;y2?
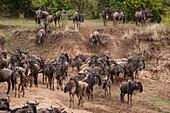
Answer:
0;20;170;113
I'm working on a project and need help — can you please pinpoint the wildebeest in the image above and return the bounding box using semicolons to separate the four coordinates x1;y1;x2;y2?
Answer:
69;55;82;71
54;10;68;27
11;67;26;98
0;69;12;94
64;79;90;108
82;72;102;101
35;9;49;25
73;12;84;30
77;53;90;62
0;95;10;111
102;7;111;26
124;59;145;80
112;10;125;27
58;53;69;63
135;9;151;26
89;31;101;52
37;29;46;45
38;105;65;113
103;76;112;98
120;80;143;106
43;15;53;31
27;60;39;87
110;62;126;83
11;100;39;113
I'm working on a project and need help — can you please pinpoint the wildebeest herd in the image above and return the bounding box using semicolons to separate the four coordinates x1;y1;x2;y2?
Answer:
0;7;151;113
0;48;145;112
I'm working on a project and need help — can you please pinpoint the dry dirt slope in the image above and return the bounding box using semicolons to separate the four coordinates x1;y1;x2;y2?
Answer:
0;21;170;113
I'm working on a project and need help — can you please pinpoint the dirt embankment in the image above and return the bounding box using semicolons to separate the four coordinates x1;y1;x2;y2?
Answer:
0;22;170;113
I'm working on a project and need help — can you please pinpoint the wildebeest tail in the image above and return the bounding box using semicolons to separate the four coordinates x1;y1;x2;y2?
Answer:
11;74;14;90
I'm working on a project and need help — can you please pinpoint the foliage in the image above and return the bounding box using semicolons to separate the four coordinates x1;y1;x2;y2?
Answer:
0;0;169;22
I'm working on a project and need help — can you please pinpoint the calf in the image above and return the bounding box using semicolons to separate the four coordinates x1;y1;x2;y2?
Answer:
120;80;143;106
37;29;46;45
103;76;112;98
11;67;26;98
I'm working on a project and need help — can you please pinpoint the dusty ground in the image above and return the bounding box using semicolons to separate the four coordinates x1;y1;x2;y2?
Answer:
0;19;170;113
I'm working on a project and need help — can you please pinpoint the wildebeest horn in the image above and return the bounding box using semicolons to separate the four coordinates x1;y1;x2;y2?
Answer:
35;100;39;105
26;100;29;104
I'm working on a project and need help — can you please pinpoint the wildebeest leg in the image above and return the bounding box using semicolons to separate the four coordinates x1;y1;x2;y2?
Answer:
77;94;81;106
91;88;93;101
30;79;32;88
58;19;60;27
11;75;14;90
135;70;138;78
109;86;111;99
127;94;130;105
136;19;138;26
46;77;50;88
14;84;17;97
72;94;75;108
43;73;45;84
120;92;124;103
22;85;25;97
7;79;10;94
18;84;21;98
34;74;38;87
130;94;132;106
49;78;52;90
69;93;72;108
52;77;54;91
110;74;114;83
77;66;80;71
77;21;79;30
56;79;59;89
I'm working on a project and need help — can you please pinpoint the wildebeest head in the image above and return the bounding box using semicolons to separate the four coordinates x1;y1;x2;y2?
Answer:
105;7;111;15
26;100;39;113
0;95;10;111
145;9;151;19
135;80;143;93
55;63;61;75
28;60;35;72
51;104;65;113
90;72;101;86
64;80;74;93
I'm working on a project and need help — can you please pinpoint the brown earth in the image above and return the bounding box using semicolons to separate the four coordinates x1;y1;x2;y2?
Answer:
0;20;170;113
